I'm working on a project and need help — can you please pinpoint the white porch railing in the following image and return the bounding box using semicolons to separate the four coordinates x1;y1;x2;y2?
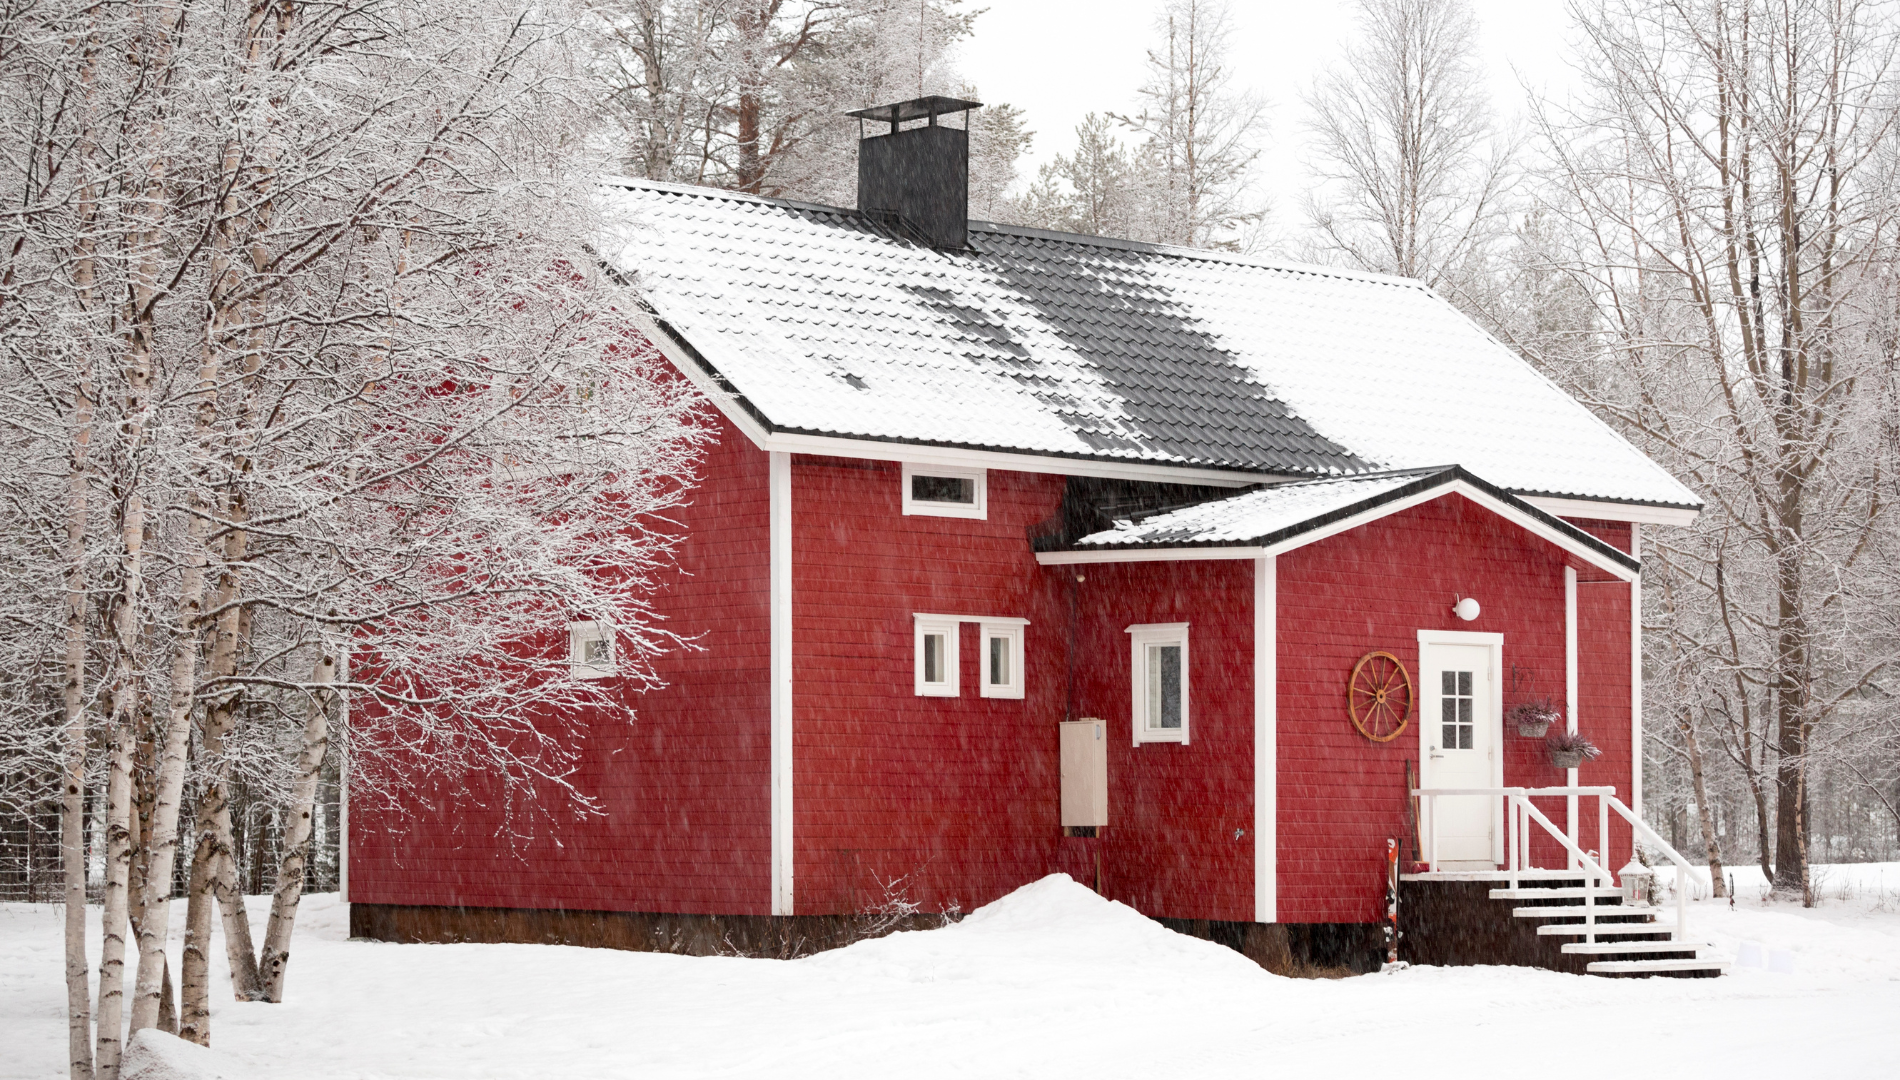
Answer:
1411;786;1696;942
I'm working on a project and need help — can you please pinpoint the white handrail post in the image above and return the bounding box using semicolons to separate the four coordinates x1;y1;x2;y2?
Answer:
1428;794;1439;873
1507;795;1519;890
1598;794;1609;888
1567;789;1579;871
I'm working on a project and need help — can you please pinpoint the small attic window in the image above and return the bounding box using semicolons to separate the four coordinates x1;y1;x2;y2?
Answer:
902;462;986;520
570;621;616;680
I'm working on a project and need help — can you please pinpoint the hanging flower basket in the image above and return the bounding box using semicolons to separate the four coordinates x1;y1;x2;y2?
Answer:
1508;702;1561;738
1546;731;1602;770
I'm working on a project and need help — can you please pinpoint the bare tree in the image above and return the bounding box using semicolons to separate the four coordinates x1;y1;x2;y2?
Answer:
1508;0;1900;902
590;1;1005;203
2;0;711;1069
1113;0;1266;248
1302;0;1512;294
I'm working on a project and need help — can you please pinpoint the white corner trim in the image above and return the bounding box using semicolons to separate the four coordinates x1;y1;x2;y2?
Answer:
1521;495;1700;528
901;462;987;519
1630;524;1643;818
769;451;794;915
1565;565;1580;869
1255;556;1276;923
337;672;350;905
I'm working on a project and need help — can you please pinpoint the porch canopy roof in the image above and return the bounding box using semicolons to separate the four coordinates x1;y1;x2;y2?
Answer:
1032;466;1640;581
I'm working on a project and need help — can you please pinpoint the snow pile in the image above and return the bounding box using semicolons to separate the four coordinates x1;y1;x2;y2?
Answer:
807;873;1265;978
120;1031;242;1080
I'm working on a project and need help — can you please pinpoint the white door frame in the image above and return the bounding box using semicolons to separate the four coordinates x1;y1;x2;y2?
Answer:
1416;629;1505;866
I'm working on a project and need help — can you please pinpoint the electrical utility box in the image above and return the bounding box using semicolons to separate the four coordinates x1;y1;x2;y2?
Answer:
1060;719;1108;827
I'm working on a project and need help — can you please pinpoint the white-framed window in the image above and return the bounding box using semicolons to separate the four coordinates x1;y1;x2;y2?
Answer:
1127;622;1189;745
913;614;960;696
979;618;1028;699
569;621;616;680
901;462;987;519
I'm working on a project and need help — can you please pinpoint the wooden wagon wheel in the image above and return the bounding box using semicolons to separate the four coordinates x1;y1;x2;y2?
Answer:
1348;650;1413;743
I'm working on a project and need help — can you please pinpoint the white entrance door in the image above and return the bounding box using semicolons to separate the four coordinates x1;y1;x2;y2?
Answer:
1419;641;1499;868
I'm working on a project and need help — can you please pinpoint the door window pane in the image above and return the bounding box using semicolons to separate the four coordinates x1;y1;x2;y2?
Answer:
1441;670;1475;750
1148;643;1182;729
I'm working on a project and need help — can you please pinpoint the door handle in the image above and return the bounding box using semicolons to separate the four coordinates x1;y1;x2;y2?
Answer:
1428;745;1445;760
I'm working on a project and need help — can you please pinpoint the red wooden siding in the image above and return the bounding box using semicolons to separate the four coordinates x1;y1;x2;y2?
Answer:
789;457;1070;915
1275;495;1634;924
1062;559;1258;923
348;412;775;914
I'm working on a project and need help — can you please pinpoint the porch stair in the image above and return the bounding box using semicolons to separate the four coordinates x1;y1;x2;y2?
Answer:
1398;875;1727;978
1501;879;1726;977
1403;786;1727;978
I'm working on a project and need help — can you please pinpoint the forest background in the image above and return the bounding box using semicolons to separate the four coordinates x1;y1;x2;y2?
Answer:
2;2;1898;1078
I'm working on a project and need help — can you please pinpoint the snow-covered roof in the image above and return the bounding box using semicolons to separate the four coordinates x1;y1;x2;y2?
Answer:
601;178;1699;510
1053;467;1641;578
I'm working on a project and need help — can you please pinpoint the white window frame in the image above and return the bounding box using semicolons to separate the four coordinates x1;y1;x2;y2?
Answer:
901;462;987;520
978;618;1029;699
1127;622;1190;745
913;614;961;696
569;620;616;680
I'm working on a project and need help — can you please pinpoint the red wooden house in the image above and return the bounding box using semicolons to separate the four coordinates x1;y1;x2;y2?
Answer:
348;98;1720;975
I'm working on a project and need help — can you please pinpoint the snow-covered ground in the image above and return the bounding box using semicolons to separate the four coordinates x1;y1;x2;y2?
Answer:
5;867;1898;1079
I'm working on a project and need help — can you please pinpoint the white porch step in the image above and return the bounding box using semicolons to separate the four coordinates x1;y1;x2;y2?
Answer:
1586;958;1730;976
1561;940;1706;955
1512;906;1653;919
1537;922;1673;938
1490;886;1621;901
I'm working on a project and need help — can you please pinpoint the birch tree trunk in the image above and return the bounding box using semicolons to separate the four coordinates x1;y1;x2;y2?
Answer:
257;652;338;1002
127;375;219;1037
60;370;96;1080
1677;708;1727;898
92;720;134;1079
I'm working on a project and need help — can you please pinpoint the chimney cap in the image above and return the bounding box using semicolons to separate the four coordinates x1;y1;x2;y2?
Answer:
846;95;983;128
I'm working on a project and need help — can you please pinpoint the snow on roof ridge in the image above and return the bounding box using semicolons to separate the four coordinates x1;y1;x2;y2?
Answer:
601;174;1433;290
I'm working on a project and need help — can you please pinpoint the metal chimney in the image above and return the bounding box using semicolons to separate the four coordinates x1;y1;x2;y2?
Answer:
848;95;982;250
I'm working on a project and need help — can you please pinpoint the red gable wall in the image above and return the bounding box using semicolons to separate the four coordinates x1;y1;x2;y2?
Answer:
347;413;775;915
1275;496;1634;924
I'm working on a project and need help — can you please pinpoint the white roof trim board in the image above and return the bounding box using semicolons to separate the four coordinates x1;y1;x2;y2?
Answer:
602;178;1700;514
1033;467;1641;582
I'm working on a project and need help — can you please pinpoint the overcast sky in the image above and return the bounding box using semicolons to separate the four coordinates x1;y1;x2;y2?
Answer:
955;0;1587;224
